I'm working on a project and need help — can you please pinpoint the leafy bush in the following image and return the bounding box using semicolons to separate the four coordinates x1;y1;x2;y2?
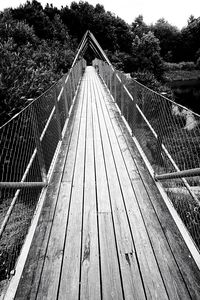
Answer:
130;71;173;99
131;32;165;80
164;62;182;71
196;57;200;69
131;71;161;89
0;38;62;125
179;61;196;70
164;61;196;71
0;8;75;126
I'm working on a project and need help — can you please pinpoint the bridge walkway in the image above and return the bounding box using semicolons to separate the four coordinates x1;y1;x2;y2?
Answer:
15;66;200;299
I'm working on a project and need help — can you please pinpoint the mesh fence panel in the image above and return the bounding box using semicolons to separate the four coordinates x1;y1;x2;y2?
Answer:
0;106;43;282
33;85;60;173
164;177;200;247
0;59;86;281
94;58;200;251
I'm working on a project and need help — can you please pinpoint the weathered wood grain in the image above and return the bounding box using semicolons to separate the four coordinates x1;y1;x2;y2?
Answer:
92;76;123;299
93;74;146;300
35;66;86;300
58;74;88;300
103;87;191;299
79;72;101;300
94;74;169;300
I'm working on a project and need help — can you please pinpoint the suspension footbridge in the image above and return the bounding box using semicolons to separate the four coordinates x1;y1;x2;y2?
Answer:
1;31;200;299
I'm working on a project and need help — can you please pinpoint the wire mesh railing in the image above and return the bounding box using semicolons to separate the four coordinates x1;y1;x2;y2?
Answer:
0;58;86;282
93;58;200;251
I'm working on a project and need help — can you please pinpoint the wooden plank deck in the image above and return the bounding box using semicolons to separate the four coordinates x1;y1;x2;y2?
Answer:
15;66;200;299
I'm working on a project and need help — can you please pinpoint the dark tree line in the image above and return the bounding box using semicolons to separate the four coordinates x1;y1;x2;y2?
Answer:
8;1;200;66
0;0;200;125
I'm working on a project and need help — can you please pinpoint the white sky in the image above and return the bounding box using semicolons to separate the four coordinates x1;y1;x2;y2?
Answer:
0;0;200;29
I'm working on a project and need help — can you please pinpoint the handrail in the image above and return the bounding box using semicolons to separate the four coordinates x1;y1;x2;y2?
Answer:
0;182;48;188
155;168;200;181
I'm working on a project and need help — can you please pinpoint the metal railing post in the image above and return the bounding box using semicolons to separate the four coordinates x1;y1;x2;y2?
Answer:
121;80;125;116
109;67;112;92
62;76;69;118
136;88;145;129
71;69;75;96
108;67;110;91
74;67;77;91
106;64;108;85
69;74;73;104
106;66;108;88
73;67;76;87
100;61;103;78
54;87;62;141
30;105;47;183
77;64;80;85
114;72;117;102
77;64;79;85
156;98;166;166
110;69;113;96
82;60;85;75
104;65;107;85
107;66;110;89
131;87;137;136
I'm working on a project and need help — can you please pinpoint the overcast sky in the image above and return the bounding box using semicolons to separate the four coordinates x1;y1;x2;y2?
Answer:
0;0;200;29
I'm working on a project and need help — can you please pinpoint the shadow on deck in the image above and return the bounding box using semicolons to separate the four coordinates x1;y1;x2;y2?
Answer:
13;67;200;299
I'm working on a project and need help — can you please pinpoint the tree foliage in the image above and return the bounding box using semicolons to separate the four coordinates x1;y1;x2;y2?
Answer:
131;32;164;79
131;15;149;38
151;18;181;62
0;5;75;125
0;1;200;124
180;16;200;62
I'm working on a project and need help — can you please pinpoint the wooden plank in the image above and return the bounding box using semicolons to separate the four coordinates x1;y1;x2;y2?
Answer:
61;77;86;181
14;82;84;300
102;79;200;299
94;71;169;300
35;74;87;300
36;182;71;300
92;71;146;300
105;99;191;299
119;118;200;299
80;210;101;300
91;68;123;299
109;92;200;299
79;70;101;300
58;73;88;300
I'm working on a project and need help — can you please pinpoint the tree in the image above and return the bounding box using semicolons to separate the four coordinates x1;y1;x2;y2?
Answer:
180;17;200;61
151;18;181;62
52;13;70;42
44;3;59;21
11;0;54;39
94;4;105;14
188;15;196;25
114;17;133;53
132;32;164;79
0;7;75;125
131;15;149;38
0;10;38;46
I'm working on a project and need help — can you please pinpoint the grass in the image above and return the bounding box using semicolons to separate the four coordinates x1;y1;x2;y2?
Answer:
0;189;41;287
167;187;200;248
164;70;200;81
